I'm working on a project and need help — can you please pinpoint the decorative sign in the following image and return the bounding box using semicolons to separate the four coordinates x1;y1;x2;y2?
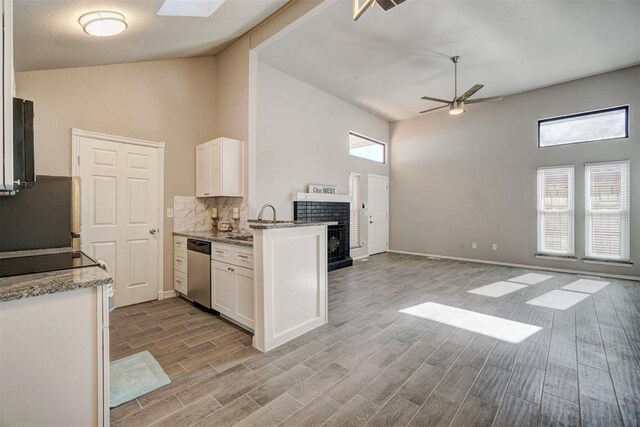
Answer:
308;184;338;195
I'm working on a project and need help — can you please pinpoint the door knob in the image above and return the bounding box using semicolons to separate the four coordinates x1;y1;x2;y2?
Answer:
149;228;158;235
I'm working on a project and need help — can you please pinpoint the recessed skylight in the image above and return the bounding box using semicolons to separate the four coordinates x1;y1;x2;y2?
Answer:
157;0;226;17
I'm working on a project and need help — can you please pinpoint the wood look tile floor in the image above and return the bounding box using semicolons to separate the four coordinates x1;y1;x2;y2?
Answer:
110;253;640;426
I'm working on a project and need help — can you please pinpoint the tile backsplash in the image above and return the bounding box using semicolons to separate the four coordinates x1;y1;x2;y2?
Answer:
173;196;248;233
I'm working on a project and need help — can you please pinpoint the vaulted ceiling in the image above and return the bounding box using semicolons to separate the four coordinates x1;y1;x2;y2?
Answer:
259;0;640;121
14;0;288;71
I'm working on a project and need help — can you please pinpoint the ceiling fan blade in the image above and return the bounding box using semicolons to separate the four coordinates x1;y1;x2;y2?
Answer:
456;84;484;102
465;96;504;104
420;96;450;104
419;105;449;114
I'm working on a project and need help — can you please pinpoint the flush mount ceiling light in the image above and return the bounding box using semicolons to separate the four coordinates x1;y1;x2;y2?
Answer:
157;0;226;17
79;11;127;37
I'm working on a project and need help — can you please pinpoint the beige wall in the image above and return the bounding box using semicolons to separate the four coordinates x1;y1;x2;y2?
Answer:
390;66;640;278
256;62;389;259
15;57;218;291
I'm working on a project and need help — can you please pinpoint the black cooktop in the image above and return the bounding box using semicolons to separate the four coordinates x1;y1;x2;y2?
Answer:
0;252;100;278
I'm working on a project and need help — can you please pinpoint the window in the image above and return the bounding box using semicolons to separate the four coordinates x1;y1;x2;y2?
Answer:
585;161;630;262
349;132;385;163
537;166;575;256
538;106;628;148
349;172;361;248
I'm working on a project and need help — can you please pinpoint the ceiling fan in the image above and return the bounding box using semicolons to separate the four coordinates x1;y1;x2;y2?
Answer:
353;0;406;21
420;56;503;115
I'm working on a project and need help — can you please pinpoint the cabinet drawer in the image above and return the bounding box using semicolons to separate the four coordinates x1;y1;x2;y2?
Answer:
174;253;187;273
174;271;187;294
212;243;254;269
174;237;187;254
233;249;254;269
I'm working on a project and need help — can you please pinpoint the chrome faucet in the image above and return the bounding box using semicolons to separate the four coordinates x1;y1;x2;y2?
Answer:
257;204;277;223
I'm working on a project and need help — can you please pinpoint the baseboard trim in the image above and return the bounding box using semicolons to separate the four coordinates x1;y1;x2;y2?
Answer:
157;290;178;300
352;254;370;261
388;250;640;281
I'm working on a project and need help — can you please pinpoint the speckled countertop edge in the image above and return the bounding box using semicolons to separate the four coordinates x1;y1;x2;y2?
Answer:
248;221;338;230
0;266;112;302
172;231;253;247
0;247;72;260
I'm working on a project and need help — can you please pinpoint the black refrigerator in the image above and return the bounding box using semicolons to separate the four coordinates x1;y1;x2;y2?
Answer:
0;175;81;252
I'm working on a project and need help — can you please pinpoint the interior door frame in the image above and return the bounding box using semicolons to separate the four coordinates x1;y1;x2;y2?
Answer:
71;128;166;300
368;173;389;256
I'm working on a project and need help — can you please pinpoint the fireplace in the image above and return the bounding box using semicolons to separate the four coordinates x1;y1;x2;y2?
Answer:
293;201;353;271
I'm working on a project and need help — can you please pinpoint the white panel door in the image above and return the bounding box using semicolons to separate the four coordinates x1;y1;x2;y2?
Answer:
78;136;159;307
368;175;389;255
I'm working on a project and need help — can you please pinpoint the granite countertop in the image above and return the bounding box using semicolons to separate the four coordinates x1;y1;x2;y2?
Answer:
172;231;254;247
248;221;338;230
0;266;112;302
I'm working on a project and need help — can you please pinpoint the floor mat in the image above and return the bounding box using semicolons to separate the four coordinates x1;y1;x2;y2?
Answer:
110;350;171;408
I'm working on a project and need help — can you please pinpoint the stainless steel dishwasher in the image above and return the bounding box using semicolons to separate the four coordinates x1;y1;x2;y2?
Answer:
187;239;212;309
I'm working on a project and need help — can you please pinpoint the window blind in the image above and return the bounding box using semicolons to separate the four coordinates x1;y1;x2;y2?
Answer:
585;161;630;261
537;166;575;256
349;173;361;248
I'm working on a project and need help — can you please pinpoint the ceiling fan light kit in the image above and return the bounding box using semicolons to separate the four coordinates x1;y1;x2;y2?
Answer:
449;101;465;115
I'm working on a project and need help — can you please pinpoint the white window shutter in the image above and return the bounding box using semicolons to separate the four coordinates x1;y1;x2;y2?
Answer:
349;173;361;248
585;161;630;261
537;166;575;256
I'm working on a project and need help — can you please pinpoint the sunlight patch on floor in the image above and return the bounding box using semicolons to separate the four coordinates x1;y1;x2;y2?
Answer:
526;289;590;310
399;302;542;344
561;279;610;294
508;273;554;285
468;281;528;297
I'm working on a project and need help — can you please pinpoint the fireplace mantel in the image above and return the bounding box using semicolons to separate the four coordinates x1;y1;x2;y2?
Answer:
291;192;352;203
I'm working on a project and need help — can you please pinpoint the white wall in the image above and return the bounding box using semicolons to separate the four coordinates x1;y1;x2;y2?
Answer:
256;61;389;258
390;66;640;277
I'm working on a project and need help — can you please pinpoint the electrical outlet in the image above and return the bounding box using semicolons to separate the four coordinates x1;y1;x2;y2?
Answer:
472;242;477;249
167;208;174;218
492;243;498;251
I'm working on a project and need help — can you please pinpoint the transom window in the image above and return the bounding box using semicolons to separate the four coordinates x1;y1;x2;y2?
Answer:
538;106;628;148
349;132;385;163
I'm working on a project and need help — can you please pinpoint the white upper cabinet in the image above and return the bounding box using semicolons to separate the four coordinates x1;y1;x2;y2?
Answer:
0;0;14;193
195;137;243;197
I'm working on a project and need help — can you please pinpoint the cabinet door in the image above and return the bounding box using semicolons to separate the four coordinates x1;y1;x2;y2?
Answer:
211;261;235;316
234;266;254;328
209;142;222;196
196;144;212;197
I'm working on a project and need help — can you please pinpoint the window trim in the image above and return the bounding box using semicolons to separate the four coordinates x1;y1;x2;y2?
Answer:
349;131;387;164
584;159;631;263
536;164;575;257
537;105;629;148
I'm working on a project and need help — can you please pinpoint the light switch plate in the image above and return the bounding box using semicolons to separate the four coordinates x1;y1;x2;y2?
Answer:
167;208;174;218
472;242;477;249
492;243;498;251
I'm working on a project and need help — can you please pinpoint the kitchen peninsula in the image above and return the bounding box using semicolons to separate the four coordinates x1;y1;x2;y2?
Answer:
251;220;335;352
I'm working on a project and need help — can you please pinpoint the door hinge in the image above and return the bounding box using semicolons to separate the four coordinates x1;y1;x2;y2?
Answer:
77;156;80;166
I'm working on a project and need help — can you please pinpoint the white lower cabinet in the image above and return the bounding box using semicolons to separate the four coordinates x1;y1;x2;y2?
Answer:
174;236;188;296
211;244;254;330
212;260;236;317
